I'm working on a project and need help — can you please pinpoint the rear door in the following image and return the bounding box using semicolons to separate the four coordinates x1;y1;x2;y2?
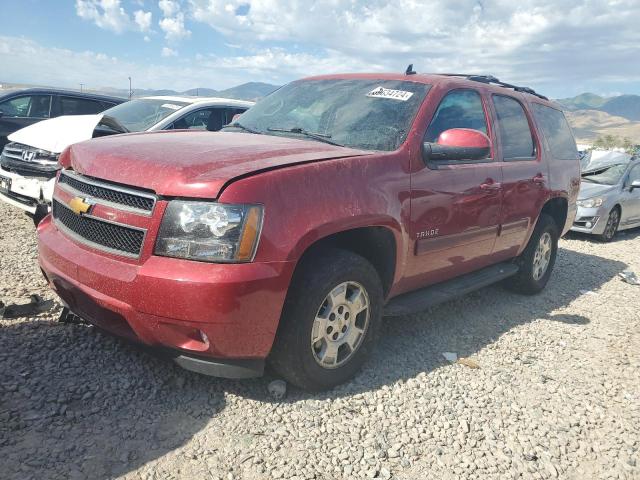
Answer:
0;94;52;149
407;88;503;288
490;94;546;259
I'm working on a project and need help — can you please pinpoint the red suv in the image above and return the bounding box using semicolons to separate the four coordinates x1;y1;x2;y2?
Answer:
37;72;580;390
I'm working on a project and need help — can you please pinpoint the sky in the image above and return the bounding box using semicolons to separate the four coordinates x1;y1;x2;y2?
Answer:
0;0;639;98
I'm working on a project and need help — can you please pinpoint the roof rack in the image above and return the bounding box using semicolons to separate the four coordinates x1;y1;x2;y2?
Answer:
439;73;549;100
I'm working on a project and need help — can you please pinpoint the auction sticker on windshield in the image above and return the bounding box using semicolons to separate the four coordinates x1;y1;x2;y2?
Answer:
366;86;414;101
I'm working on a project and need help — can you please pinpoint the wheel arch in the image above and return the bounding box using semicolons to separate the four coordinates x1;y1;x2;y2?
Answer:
290;223;401;298
540;195;569;234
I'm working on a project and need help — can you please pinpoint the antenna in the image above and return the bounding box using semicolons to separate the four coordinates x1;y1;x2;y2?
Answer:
405;64;417;75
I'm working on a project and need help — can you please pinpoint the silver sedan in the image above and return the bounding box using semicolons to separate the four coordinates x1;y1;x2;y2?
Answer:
571;155;640;241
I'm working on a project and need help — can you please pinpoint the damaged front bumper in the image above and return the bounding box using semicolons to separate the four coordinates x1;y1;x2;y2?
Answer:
0;166;56;215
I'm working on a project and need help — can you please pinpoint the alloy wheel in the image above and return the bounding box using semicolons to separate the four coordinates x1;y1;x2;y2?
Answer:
532;232;552;281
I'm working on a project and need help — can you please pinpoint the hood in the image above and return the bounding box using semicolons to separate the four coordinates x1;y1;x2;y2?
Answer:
578;181;617;200
8;114;104;153
583;150;632;171
67;131;373;198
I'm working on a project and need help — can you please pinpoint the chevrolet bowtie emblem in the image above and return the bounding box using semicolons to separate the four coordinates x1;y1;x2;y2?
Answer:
68;197;93;215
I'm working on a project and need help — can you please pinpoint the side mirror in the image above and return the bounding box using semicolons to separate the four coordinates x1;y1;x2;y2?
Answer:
630;180;640;191
232;113;242;123
422;128;491;163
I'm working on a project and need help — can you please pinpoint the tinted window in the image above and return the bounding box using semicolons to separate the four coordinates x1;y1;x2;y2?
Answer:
230;79;430;151
424;89;487;143
0;95;51;118
493;95;535;160
59;96;106;115
532;103;578;160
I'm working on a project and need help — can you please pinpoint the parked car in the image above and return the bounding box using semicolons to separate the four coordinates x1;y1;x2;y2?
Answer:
571;150;640;241
37;72;580;390
0;88;124;149
0;96;253;221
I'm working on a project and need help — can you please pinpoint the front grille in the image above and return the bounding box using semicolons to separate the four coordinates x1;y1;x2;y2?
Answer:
52;200;145;257
58;171;155;213
1;143;58;178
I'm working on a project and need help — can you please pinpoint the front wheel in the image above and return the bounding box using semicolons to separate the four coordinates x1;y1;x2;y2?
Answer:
269;249;383;391
596;207;620;242
505;214;559;295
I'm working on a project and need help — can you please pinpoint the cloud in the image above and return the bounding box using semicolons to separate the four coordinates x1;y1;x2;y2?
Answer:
76;0;153;34
161;46;177;57
159;12;191;42
75;0;131;33
187;0;640;93
133;10;152;32
158;0;180;17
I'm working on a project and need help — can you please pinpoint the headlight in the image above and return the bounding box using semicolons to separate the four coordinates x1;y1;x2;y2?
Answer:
155;201;263;262
577;197;604;208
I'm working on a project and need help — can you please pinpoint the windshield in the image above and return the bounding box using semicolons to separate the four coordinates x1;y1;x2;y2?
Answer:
102;99;190;132
581;163;628;185
226;79;430;151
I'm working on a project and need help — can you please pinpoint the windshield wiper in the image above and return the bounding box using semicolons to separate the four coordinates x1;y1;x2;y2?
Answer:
266;127;344;147
224;122;262;135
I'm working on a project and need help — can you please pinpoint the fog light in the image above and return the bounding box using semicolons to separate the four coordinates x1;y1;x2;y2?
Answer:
585;221;593;228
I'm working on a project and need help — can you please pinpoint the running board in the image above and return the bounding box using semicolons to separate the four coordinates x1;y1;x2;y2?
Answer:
384;262;519;317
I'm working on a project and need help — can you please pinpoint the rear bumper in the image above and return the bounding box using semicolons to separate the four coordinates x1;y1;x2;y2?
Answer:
37;214;295;374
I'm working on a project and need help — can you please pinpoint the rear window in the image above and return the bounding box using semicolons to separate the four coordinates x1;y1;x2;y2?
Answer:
532;104;578;160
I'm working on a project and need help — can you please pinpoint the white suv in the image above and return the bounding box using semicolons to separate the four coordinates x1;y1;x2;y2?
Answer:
0;96;253;222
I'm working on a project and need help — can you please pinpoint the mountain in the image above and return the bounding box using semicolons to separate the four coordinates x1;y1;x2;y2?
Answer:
599;95;640;121
215;82;279;100
565;109;640;144
182;87;218;97
558;92;640;122
557;92;607;111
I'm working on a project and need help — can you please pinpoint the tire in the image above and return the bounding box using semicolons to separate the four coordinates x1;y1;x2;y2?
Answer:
596;207;620;243
269;248;383;391
505;214;559;295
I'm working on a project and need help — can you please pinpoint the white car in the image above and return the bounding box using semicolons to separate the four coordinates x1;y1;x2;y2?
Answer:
0;96;254;220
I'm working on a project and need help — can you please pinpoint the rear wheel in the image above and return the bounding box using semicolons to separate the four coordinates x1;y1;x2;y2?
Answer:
597;207;620;242
506;214;559;295
269;249;383;391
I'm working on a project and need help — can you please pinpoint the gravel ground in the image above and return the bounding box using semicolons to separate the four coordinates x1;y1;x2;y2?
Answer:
1;200;639;480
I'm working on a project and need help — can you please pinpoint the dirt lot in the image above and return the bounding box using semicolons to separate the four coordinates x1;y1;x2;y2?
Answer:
1;200;639;480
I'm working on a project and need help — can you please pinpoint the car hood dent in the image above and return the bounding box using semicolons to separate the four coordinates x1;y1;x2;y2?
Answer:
68;131;373;198
8;114;104;153
578;181;618;200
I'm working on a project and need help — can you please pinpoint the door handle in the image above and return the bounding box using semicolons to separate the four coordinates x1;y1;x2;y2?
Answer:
532;174;545;184
480;181;502;191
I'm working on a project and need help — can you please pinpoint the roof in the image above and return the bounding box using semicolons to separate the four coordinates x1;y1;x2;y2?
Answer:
0;87;125;103
301;72;559;108
140;95;255;107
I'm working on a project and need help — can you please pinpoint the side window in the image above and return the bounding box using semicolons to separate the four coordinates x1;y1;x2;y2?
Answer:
424;89;487;143
0;95;51;118
172;109;215;130
493;95;535;160
531;103;578;160
628;164;640;186
59;96;106;115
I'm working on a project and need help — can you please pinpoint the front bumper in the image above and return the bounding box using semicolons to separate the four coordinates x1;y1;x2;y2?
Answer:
570;205;609;235
37;214;295;377
0;166;56;214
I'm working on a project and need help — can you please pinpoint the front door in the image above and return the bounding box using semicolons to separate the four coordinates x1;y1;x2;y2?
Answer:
621;163;640;226
406;88;503;290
